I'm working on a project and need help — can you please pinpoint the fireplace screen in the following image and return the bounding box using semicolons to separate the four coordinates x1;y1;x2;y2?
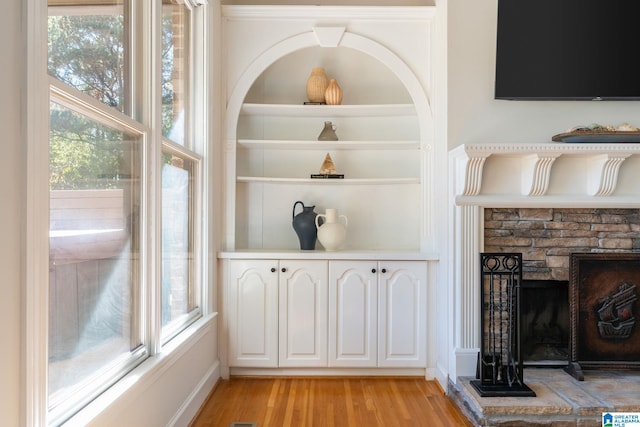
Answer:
471;253;535;397
566;252;640;381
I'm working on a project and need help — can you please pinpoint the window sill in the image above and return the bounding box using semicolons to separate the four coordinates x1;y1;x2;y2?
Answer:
60;312;218;426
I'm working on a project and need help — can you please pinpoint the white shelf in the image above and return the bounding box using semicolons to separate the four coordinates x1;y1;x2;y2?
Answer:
219;250;439;261
237;139;420;150
237;176;420;185
240;103;416;117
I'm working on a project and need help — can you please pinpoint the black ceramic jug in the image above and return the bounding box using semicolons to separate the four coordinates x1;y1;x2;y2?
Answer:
292;201;319;250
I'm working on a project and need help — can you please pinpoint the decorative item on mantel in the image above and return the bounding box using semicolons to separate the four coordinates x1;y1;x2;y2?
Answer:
552;122;640;143
292;201;319;250
311;153;344;179
315;208;348;251
317;121;338;141
324;78;343;105
305;67;328;104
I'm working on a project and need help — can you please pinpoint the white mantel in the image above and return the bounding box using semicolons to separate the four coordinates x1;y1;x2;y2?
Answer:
447;142;640;381
451;142;640;207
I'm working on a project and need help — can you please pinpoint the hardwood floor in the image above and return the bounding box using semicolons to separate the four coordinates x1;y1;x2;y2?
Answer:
190;377;473;427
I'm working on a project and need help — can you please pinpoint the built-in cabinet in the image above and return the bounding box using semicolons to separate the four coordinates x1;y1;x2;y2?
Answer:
279;260;328;367
329;260;427;368
220;5;438;377
225;258;427;369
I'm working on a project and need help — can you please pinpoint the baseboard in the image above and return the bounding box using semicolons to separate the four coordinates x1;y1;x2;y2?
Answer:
432;362;448;391
454;347;479;380
228;367;427;377
169;360;221;427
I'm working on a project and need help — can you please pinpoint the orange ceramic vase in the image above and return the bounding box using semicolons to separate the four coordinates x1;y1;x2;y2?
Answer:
324;78;343;105
306;68;329;103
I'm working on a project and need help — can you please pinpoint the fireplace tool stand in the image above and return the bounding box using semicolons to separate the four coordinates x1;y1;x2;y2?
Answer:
471;253;536;397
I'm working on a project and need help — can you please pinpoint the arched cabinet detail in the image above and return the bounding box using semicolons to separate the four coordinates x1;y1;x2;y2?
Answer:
223;9;436;253
219;5;439;379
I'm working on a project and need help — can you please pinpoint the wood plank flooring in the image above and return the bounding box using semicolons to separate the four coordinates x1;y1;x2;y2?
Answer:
190;377;473;427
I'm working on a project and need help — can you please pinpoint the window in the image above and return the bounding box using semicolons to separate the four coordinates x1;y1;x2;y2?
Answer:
47;0;206;424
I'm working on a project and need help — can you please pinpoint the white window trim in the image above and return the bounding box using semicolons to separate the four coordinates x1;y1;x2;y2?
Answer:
24;0;51;425
23;0;214;425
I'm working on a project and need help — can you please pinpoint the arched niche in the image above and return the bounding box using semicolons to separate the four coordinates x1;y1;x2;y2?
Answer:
225;27;433;142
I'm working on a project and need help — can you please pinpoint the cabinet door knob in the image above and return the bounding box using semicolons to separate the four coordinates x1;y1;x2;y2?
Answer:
281;267;287;273
381;268;387;273
270;267;276;273
371;268;376;273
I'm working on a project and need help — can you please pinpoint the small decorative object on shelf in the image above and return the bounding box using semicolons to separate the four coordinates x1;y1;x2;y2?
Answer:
310;174;344;179
306;67;329;103
319;153;337;174
292;200;319;250
315;208;348;251
312;153;344;179
552;122;640;143
324;78;343;105
318;121;338;141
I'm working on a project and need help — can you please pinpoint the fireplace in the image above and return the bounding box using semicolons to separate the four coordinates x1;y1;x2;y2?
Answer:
483;208;640;371
449;143;640;381
521;280;569;366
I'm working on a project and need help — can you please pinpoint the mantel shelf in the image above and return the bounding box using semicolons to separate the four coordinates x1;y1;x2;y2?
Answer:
237;176;419;185
240;103;416;117
450;143;640;201
237;139;420;150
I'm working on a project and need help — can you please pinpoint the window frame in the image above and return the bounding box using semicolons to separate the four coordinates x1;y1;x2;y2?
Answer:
48;76;152;425
23;0;211;425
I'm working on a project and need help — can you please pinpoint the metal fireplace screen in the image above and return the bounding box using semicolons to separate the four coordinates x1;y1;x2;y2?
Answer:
471;253;536;397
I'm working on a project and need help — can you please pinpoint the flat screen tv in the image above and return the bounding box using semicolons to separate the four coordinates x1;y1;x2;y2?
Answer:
495;0;640;100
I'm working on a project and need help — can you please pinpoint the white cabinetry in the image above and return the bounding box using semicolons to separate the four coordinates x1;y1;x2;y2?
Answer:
377;261;427;367
328;261;377;367
227;259;328;368
328;261;427;368
227;259;278;367
278;260;328;367
221;5;437;377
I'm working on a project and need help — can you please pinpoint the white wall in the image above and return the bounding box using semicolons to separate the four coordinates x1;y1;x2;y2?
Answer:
448;0;640;148
1;0;23;425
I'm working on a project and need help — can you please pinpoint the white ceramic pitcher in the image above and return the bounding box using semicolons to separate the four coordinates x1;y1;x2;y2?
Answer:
315;208;348;251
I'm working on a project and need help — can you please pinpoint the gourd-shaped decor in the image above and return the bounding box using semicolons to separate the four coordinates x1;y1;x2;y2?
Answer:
306;67;329;103
315;208;348;251
324;78;343;105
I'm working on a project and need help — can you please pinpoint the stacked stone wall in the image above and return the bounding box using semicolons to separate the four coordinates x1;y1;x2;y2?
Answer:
484;208;640;281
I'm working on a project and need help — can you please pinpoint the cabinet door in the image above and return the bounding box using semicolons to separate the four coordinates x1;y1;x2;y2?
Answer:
278;260;328;367
328;261;377;367
228;260;279;367
378;261;427;367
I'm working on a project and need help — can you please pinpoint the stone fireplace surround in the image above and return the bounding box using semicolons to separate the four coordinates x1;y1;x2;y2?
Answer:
485;207;640;365
448;143;640;425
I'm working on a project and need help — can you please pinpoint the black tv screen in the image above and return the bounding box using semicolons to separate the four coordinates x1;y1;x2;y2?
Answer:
495;0;640;100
